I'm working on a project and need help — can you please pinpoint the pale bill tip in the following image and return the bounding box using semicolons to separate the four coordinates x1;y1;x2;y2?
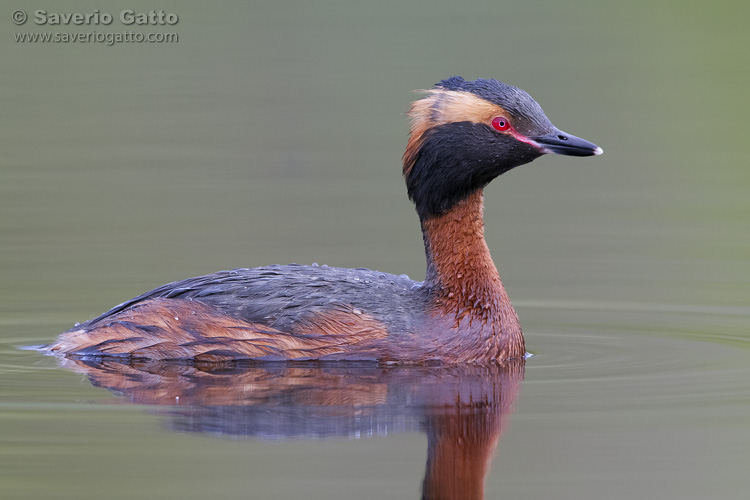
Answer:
593;146;604;156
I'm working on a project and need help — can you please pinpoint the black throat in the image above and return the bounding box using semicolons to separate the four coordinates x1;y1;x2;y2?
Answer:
405;122;541;220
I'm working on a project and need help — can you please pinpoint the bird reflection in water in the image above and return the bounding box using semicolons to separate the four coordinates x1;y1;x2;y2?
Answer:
58;357;525;500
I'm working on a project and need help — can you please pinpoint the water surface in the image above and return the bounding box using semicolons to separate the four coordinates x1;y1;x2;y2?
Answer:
2;1;750;499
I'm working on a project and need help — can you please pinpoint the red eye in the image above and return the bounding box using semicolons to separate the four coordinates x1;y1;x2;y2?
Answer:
491;116;511;132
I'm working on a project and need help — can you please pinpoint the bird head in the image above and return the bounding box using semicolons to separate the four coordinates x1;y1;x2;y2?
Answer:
403;76;602;219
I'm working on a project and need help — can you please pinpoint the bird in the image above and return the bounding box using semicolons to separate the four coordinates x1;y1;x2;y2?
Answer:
49;76;602;364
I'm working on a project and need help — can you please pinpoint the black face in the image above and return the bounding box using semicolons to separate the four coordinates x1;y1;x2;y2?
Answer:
405;77;602;219
406;121;544;219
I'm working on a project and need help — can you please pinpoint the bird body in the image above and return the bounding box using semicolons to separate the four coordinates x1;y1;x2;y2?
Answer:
50;77;601;364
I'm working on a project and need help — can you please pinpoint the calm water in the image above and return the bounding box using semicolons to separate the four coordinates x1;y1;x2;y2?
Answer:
2;1;750;499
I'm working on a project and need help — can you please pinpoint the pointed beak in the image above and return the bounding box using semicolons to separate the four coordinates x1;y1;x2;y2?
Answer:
531;129;603;157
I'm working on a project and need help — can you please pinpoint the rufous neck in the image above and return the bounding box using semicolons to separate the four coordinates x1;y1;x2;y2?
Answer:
421;190;503;302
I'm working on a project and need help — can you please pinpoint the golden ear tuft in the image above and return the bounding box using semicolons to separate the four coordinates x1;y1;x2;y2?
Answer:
403;90;511;176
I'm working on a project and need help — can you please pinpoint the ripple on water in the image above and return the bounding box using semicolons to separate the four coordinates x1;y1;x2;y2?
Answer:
520;300;750;413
